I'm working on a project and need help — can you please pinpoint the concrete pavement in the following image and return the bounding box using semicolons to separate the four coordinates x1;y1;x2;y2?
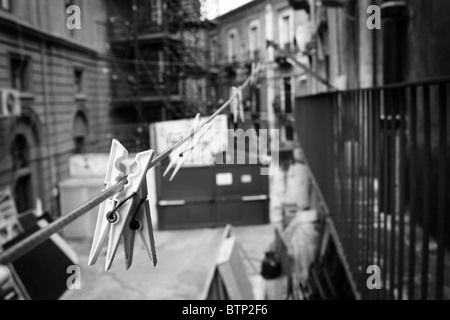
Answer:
61;224;274;300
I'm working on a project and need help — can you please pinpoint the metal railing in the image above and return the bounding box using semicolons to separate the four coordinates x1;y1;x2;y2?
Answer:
295;77;449;300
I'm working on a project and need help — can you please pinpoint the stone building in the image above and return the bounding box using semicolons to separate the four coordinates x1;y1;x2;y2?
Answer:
0;0;111;216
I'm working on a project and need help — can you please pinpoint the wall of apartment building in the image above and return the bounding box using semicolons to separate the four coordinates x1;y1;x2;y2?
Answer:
398;0;450;81
327;2;371;89
321;0;450;89
271;2;310;100
215;0;268;128
304;2;363;92
4;0;109;52
216;0;266;65
0;0;110;217
310;0;450;246
214;0;309;144
400;0;450;246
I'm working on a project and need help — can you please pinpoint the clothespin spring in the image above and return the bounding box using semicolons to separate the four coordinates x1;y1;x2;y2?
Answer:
129;196;148;231
106;192;138;224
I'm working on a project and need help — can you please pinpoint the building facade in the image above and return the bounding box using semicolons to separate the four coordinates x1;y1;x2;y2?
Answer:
0;0;111;216
213;0;315;153
0;0;215;218
290;0;450;299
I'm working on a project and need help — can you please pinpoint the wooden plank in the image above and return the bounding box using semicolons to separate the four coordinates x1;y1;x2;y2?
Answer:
217;237;254;300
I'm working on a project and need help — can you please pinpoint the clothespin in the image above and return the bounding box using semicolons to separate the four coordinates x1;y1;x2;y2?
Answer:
89;140;157;271
123;176;157;270
231;86;245;124
163;114;201;178
163;114;213;181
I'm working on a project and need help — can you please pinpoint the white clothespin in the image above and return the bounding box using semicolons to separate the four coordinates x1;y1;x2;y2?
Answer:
89;140;157;271
164;114;213;181
163;114;201;178
231;86;245;124
123;177;156;270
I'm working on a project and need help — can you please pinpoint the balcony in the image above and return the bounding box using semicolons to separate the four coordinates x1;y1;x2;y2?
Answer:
275;43;298;67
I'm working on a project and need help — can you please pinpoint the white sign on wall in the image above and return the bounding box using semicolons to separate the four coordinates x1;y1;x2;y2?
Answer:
153;115;228;167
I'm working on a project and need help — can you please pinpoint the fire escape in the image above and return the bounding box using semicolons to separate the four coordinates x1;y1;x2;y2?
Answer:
107;0;214;123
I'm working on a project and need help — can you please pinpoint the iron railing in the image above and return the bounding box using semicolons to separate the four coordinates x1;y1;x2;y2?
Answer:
295;77;449;300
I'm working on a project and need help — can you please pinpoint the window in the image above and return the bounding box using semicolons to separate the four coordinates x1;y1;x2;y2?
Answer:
198;84;203;101
227;28;238;63
11;134;33;213
283;77;292;113
285;125;294;142
10;56;31;92
74;136;86;154
11;134;29;171
280;77;293;114
282;16;290;48
0;0;11;12
210;37;218;65
279;9;293;50
74;69;84;94
248;20;260;59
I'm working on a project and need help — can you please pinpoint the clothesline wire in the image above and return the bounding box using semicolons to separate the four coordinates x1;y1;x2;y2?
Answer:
0;68;256;266
0;179;128;265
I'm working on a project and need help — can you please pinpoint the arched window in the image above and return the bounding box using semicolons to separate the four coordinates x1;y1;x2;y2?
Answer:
11;134;33;213
11;134;29;170
9;109;43;214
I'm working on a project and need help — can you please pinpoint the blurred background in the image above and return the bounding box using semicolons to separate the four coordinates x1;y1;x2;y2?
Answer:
0;0;448;300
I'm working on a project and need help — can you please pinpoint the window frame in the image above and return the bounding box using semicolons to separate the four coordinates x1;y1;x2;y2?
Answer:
280;76;294;114
248;19;260;60
0;0;12;12
9;54;32;93
74;68;84;95
278;8;294;50
210;36;218;65
227;28;238;63
10;133;34;213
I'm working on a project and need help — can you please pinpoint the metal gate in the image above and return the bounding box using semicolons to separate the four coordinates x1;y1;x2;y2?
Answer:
295;78;450;300
156;164;269;230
